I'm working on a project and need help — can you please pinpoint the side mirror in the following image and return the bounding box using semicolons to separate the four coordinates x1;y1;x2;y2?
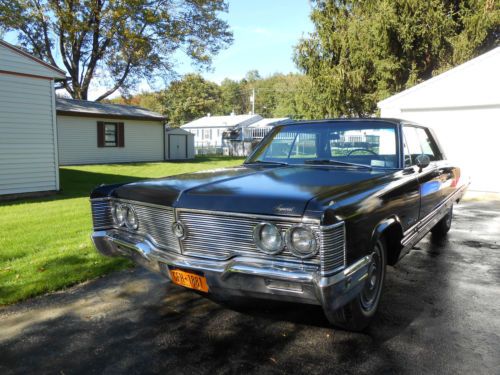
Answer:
415;154;430;171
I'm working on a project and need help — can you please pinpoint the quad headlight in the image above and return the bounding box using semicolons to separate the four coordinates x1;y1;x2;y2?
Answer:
112;202;138;230
253;222;284;255
112;202;127;226
286;225;318;259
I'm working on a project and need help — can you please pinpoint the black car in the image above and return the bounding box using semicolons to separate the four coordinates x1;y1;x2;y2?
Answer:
90;119;468;331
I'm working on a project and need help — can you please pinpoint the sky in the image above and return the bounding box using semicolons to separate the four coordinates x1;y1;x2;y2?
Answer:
180;0;314;83
3;0;314;99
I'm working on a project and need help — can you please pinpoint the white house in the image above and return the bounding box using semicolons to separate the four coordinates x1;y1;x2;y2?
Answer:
181;113;262;153
0;40;66;198
244;117;290;140
56;98;166;165
378;47;500;192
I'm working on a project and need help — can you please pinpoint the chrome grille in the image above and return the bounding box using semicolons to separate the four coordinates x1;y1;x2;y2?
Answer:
178;210;321;265
91;199;345;273
319;223;345;275
91;200;113;229
90;199;180;252
133;204;180;252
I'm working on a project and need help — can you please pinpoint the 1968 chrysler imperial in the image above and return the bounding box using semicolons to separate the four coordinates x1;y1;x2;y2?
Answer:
91;119;468;331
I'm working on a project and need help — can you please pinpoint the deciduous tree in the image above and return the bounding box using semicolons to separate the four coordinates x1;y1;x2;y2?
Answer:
0;0;232;101
160;73;222;126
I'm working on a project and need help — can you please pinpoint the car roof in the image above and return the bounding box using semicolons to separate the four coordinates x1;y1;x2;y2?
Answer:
278;118;428;128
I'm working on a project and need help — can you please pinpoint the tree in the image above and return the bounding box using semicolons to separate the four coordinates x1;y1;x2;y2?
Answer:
0;0;232;101
295;0;500;117
160;73;222;126
220;78;245;115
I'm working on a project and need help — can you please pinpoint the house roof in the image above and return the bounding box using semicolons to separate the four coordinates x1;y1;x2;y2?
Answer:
248;117;291;128
56;98;166;121
0;40;66;78
378;47;500;110
180;114;262;129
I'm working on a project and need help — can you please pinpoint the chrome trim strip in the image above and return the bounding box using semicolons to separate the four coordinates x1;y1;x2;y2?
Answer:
175;207;320;224
401;184;467;246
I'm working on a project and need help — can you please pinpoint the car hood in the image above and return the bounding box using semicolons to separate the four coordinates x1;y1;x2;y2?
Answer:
95;165;390;217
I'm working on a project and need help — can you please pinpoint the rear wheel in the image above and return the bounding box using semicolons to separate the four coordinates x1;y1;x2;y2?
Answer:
431;205;453;237
327;238;387;331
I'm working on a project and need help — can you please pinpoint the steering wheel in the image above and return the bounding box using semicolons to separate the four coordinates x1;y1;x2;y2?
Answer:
346;148;378;156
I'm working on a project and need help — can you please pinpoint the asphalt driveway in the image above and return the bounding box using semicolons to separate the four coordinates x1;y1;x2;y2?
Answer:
1;200;499;375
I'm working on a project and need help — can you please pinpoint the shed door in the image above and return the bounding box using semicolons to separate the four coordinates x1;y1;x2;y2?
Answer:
169;134;187;159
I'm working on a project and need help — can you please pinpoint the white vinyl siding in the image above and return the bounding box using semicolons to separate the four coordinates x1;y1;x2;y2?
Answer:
57;116;164;165
0;43;63;78
0;74;58;195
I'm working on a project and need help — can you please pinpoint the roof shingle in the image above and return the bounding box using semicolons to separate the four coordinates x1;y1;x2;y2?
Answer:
56;98;166;121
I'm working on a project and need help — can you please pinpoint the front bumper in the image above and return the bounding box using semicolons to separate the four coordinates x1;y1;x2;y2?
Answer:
92;229;371;314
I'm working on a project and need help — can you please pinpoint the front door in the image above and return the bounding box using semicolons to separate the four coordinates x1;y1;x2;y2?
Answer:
403;125;448;220
170;135;187;159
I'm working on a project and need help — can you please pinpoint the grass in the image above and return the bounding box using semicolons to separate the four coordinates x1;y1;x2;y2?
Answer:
0;157;244;305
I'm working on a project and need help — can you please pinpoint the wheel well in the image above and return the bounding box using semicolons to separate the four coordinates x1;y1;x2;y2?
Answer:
381;223;403;266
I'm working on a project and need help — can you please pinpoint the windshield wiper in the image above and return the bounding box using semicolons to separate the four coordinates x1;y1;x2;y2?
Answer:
245;160;289;166
304;159;372;170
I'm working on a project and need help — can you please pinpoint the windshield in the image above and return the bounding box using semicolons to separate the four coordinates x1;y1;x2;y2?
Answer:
246;121;399;168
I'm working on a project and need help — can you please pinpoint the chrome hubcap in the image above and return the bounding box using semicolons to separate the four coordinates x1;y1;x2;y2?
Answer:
360;243;383;312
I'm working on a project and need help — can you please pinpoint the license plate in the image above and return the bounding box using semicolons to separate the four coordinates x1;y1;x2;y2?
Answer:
169;268;209;293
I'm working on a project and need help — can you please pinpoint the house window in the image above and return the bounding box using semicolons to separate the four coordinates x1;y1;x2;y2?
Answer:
97;121;124;148
104;123;117;147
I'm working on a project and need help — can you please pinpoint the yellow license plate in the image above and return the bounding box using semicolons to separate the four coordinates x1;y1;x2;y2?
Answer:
169;269;209;293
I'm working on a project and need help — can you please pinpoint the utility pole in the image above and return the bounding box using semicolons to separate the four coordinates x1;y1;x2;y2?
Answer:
250;88;255;115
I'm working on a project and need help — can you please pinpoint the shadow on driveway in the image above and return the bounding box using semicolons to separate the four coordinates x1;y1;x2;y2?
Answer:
0;200;499;374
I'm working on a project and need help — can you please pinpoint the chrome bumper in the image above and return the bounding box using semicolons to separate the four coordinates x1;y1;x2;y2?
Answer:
92;229;371;314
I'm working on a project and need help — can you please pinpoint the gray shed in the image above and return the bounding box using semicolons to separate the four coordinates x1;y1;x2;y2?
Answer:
165;127;195;160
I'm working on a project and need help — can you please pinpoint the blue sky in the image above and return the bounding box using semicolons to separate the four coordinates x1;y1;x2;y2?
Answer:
182;0;314;83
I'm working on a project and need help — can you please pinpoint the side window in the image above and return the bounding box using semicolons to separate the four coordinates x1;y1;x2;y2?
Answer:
403;127;422;166
414;128;442;161
403;133;412;167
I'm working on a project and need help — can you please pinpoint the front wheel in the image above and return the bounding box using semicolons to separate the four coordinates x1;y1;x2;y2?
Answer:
327;238;387;331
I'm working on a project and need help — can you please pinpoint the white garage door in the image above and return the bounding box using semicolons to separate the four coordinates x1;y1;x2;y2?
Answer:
399;107;500;192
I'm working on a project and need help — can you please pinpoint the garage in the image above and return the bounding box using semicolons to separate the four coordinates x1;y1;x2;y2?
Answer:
378;47;500;192
0;40;65;198
56;98;166;165
165;127;195;160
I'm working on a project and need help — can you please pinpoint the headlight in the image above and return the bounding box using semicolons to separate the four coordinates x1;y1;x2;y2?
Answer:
124;205;138;230
253;222;284;255
286;225;318;259
112;203;127;226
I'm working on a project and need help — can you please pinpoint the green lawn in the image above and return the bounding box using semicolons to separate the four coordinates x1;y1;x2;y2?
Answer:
0;157;244;305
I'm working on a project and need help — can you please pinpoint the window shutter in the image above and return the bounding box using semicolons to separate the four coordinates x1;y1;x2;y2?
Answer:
118;122;125;147
97;122;104;147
